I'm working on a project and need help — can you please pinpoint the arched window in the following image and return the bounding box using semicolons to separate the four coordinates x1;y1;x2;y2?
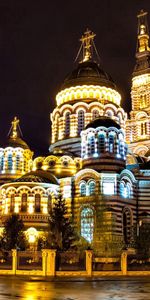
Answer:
88;136;95;155
48;194;52;213
7;153;13;171
16;154;21;171
98;133;105;153
119;140;124;158
0;155;4;171
35;194;41;213
65;112;70;137
10;194;15;213
120;182;125;197
109;134;114;153
55;116;59;141
88;181;96;195
92;109;99;120
81;207;94;243
77;110;85;135
80;182;86;196
123;207;132;245
120;181;132;198
21;193;27;212
125;183;132;198
141;122;147;135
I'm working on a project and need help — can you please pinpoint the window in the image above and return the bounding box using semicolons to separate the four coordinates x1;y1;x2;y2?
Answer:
65;112;70;137
80;182;86;196
103;182;114;195
35;194;41;213
88;181;96;195
98;133;105;153
48;194;52;213
77;110;85;135
16;154;21;171
120;181;132;198
81;207;94;243
0;156;4;171
7;154;13;171
109;134;114;153
92;109;99;120
21;193;27;212
88;136;95;155
141;122;147;135
120;182;125;197
10;194;15;213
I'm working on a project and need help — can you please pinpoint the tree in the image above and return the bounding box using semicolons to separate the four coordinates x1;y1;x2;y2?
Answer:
47;196;77;251
136;223;150;258
0;214;28;251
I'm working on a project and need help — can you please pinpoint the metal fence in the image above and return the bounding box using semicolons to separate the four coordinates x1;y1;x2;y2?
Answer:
128;254;150;271
0;251;12;269
17;251;42;270
56;251;86;271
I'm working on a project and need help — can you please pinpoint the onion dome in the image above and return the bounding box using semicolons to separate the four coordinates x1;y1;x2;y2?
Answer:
61;60;116;90
85;116;121;130
14;170;58;185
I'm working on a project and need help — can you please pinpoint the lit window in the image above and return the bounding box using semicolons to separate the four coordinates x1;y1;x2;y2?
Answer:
21;193;27;212
120;182;124;197
103;182;114;195
88;181;96;195
7;154;13;171
80;182;86;196
78;110;85;135
0;155;4;171
120;182;132;198
98;133;105;153
10;194;15;213
16;154;21;171
88;135;95;155
65;112;70;137
81;207;94;243
109;134;114;153
48;194;52;213
35;194;41;213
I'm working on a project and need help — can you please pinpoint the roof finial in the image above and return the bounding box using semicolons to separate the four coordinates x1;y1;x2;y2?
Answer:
8;117;21;139
137;9;150;53
80;29;96;62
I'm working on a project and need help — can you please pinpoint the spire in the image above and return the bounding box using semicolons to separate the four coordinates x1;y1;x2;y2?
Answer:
8;117;22;139
137;9;150;54
133;10;150;77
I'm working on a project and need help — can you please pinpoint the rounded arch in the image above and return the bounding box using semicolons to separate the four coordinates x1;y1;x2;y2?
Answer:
75;168;100;184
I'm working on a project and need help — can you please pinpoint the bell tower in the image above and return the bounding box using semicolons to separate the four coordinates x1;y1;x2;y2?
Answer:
126;10;150;156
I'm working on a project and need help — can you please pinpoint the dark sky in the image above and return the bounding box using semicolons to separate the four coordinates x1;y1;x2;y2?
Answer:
0;0;150;156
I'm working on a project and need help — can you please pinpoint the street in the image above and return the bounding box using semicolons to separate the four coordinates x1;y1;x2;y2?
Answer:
0;277;150;299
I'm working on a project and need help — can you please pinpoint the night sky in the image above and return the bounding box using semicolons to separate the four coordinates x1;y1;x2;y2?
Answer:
0;0;150;156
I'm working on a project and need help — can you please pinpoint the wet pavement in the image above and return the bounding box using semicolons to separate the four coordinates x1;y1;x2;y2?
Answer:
0;277;150;299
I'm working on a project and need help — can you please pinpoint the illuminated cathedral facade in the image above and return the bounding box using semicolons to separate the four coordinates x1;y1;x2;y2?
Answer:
0;10;150;254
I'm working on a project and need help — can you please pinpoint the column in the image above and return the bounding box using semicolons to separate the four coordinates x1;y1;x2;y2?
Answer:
121;250;127;275
46;249;56;276
12;249;17;275
85;250;93;276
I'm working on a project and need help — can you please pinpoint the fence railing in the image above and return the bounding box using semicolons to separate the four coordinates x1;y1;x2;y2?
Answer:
0;249;150;276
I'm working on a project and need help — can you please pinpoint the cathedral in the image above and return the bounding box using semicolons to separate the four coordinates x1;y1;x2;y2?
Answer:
0;10;150;255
